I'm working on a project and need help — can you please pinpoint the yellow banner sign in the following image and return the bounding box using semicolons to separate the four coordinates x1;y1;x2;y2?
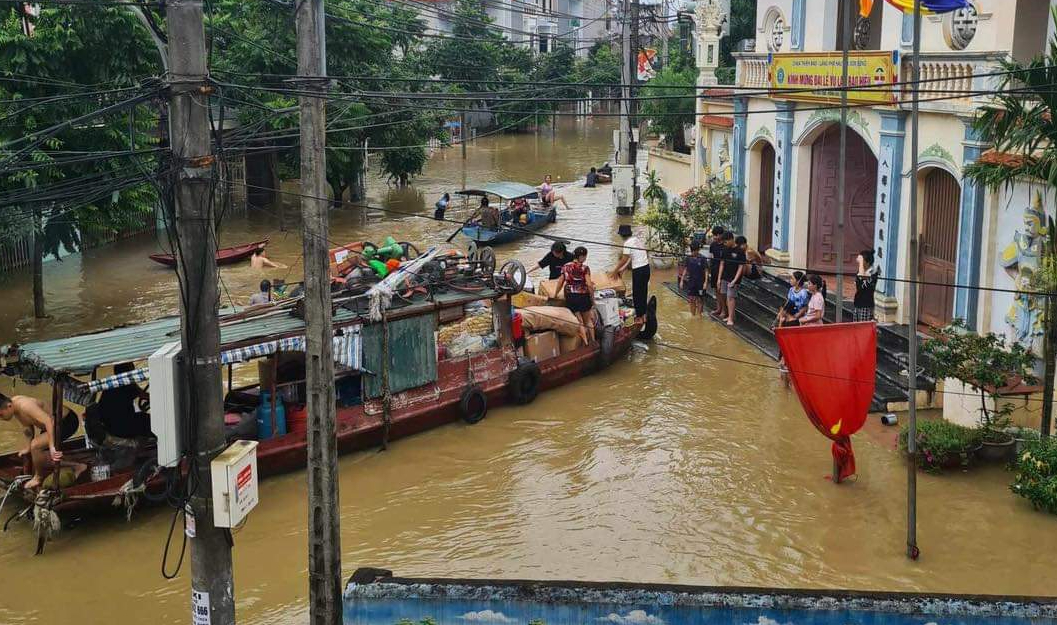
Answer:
768;51;900;105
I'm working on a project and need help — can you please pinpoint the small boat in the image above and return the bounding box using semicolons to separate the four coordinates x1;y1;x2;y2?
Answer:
457;182;556;245
0;244;656;548
148;239;269;267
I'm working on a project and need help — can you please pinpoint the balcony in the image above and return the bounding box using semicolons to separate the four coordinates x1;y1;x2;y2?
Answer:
733;51;1008;112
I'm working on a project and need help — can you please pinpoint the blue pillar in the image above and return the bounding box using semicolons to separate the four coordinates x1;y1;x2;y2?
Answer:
875;112;906;297
772;101;795;252
954;122;988;328
791;0;806;51
732;97;748;232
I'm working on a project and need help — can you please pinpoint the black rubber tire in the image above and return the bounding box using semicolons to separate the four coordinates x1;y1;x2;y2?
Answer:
637;295;659;341
459;386;488;424
507;361;541;405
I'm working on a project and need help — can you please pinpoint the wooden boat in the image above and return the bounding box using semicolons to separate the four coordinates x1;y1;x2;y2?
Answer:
148;239;269;267
0;246;656;543
456;182;556;245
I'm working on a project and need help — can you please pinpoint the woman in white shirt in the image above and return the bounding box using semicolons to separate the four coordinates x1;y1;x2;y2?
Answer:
799;274;826;326
612;225;650;323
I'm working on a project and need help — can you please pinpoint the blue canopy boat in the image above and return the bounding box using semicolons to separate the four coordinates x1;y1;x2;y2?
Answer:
457;181;557;245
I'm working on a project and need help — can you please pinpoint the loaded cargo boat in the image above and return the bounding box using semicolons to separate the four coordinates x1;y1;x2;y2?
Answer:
0;243;655;549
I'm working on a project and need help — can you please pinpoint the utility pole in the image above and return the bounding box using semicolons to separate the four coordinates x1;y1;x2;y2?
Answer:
836;0;850;324
461;109;467;159
906;0;922;561
32;207;45;318
618;0;632;164
629;0;640;165
165;0;235;623
295;0;342;621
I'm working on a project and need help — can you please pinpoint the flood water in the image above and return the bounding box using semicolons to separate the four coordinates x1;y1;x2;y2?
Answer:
1;119;1055;625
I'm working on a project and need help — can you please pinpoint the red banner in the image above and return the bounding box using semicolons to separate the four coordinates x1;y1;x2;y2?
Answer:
775;322;877;481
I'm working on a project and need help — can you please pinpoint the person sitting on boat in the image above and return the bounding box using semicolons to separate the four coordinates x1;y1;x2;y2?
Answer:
539;174;570;210
475;196;501;230
250;247;286;270
530;240;574;280
585;167;598;188
509;198;530;225
84;363;152;443
0;392;80;490
249;280;272;306
555;246;595;346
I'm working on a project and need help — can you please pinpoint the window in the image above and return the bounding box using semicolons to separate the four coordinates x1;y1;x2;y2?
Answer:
944;3;978;50
605;11;611;31
539;34;550;53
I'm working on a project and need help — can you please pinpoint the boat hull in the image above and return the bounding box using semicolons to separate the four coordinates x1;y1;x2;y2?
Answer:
461;208;556;245
148;239;269;267
0;322;640;518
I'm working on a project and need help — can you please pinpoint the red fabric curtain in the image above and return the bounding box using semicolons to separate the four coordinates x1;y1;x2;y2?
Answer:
775;322;877;481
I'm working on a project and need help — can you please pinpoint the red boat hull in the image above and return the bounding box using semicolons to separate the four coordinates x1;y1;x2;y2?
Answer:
0;323;640;518
148;239;269;268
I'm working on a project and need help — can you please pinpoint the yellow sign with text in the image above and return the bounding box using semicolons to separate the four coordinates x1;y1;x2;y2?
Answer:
768;51;900;105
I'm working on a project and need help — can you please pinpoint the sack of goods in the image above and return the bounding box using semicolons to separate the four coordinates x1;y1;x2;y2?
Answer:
594;296;620;327
518;306;582;337
439;310;496;357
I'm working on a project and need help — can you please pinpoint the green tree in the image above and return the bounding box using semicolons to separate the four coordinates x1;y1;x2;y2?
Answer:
962;7;1057;438
718;0;756;84
1;5;159;317
639;65;696;153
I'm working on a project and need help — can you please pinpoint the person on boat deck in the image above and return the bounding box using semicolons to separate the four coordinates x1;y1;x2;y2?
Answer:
556;246;595;346
612;225;650;324
531;241;575;280
509;198;530;224
85;363;152;442
0;392;79;490
250;247;286;270
585;167;598;188
434;192;450;220
249;279;272;306
476;196;501;230
539;174;570;209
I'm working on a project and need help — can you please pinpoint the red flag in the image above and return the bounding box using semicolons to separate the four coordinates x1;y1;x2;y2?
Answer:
775;322;877;481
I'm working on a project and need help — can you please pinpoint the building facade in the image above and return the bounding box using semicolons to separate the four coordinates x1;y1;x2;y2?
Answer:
725;0;1055;349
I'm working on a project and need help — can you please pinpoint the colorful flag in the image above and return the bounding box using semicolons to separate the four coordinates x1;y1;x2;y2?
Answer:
775;322;877;482
883;0;970;13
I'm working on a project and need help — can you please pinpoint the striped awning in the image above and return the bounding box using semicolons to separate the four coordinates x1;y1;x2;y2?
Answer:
82;328;362;394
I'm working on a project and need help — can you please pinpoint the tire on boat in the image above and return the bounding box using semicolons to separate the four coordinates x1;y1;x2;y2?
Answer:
636;295;658;341
507;361;541;405
459;386;488;424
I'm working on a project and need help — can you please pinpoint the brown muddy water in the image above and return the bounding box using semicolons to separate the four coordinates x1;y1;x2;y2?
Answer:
1;119;1055;625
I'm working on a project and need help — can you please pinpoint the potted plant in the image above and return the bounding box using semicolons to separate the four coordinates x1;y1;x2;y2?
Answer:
899;418;983;472
1010;436;1057;514
922;320;1038;463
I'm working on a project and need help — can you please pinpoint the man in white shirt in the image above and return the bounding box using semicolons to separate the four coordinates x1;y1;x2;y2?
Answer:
612;224;650;323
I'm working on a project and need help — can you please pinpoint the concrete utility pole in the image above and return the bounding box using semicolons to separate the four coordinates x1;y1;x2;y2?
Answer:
618;0;632;164
629;0;640;165
295;0;343;621
906;0;923;561
461;109;467;159
835;0;851;325
165;0;235;623
32;207;45;318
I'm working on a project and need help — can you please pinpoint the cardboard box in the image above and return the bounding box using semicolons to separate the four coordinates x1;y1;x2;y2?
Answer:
537;273;627;299
537;279;563;300
523;331;560;362
558;333;582;354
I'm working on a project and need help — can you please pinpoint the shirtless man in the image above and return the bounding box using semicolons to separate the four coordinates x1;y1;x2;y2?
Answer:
0;393;76;490
250;247;286;270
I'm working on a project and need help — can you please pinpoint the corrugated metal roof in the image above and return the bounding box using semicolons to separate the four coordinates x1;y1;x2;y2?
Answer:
457;182;539;200
8;290;494;377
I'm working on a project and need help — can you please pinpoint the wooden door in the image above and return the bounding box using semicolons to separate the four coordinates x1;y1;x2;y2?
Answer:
807;126;878;274
757;144;776;253
919;169;961;328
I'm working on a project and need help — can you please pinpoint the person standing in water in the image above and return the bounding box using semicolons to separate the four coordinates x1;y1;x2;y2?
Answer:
250;247;286;270
434;192;450;220
680;240;707;316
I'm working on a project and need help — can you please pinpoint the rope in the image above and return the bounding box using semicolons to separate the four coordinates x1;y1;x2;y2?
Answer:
0;476;31;522
380;313;392;451
32;490;61;554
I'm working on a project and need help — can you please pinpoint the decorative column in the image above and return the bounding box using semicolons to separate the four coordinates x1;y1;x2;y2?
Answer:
732;97;748;232
693;0;724;187
954;121;988;329
769;101;795;258
790;0;806;51
875;112;907;311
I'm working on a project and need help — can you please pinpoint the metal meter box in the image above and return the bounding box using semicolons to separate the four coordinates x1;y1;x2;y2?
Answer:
210;440;259;528
148;341;185;468
612;164;638;215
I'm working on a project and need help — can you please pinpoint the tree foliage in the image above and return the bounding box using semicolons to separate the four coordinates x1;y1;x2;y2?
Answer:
639;65;696;153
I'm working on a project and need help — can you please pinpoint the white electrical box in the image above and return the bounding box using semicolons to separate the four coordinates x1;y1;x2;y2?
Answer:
148;341;185;468
612;164;637;212
210;440;259;528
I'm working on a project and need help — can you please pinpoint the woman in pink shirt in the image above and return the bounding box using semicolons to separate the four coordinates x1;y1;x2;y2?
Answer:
799;274;826;326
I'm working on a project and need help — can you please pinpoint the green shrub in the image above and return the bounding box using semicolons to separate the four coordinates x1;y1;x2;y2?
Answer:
900;419;983;472
1011;437;1057;514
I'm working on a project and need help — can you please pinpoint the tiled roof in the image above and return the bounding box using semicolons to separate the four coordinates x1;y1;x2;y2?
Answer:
699;114;734;128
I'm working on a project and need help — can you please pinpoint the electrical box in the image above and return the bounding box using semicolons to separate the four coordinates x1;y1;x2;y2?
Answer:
210;440;259;528
148;341;185;468
612;165;638;214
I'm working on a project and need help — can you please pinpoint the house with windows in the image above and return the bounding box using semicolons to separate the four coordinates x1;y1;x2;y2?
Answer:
726;0;1054;346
